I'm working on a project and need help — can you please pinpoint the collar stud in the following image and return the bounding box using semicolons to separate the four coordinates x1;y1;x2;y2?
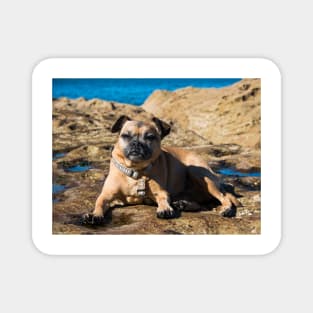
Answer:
132;171;139;179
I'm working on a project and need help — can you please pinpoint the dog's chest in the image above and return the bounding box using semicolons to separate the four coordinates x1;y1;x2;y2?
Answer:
125;176;149;197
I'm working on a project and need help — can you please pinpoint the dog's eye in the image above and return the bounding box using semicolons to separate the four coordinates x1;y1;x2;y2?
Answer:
145;134;156;140
121;133;131;140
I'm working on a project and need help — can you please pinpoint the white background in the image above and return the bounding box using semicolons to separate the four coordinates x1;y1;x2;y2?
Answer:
0;0;311;312
33;58;281;255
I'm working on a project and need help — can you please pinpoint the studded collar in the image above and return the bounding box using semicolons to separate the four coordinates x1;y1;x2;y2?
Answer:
111;157;152;197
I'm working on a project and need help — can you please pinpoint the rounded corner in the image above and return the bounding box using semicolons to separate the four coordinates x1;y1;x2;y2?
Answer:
31;233;53;256
260;233;282;256
257;57;282;79
32;57;56;79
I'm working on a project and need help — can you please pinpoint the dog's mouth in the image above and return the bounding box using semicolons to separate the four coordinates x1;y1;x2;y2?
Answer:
125;143;152;162
127;150;147;161
128;156;144;161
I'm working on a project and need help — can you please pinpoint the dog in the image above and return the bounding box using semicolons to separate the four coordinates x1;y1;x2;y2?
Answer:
82;115;240;224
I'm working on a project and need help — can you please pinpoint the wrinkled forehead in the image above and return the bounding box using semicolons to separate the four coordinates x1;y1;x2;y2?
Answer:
121;120;158;135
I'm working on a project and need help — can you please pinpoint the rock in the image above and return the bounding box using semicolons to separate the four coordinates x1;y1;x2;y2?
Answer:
143;79;261;149
53;81;261;235
54;207;260;235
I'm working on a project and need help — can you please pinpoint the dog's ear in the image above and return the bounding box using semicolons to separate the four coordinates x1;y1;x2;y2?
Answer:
152;117;171;139
111;115;131;133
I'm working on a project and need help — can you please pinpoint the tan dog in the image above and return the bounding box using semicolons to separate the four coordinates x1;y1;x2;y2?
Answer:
83;115;240;224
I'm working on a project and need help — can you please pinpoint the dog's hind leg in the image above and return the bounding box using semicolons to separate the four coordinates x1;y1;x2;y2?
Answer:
203;176;236;217
187;165;239;217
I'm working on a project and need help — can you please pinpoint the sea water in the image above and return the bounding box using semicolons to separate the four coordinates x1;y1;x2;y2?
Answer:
53;78;241;105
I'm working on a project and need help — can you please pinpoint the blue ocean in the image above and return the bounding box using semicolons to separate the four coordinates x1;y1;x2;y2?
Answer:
53;78;241;106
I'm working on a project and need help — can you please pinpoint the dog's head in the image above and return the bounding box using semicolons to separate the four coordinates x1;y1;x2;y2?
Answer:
111;115;171;163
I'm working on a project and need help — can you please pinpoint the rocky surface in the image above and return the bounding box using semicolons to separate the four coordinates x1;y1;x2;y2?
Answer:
143;78;261;149
53;79;261;235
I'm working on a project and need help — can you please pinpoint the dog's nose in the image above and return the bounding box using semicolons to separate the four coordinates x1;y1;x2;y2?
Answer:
130;140;141;148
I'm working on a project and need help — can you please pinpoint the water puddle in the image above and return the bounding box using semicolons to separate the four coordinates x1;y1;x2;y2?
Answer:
53;183;69;203
53;184;67;194
218;168;260;177
53;152;66;160
65;164;92;172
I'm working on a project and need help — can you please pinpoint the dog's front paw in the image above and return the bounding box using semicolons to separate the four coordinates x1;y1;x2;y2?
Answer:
81;212;105;225
156;205;176;219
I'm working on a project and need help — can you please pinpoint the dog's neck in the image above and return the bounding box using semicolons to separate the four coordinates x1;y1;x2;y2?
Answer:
111;157;152;180
111;149;153;179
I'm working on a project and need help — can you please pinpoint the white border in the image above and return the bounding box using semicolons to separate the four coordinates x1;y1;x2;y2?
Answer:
32;58;281;255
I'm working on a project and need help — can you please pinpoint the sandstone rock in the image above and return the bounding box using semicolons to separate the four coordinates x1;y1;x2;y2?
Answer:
143;79;261;149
